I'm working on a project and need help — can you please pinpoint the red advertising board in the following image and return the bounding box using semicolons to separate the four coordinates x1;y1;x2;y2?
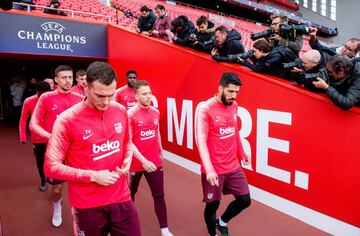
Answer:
107;25;360;228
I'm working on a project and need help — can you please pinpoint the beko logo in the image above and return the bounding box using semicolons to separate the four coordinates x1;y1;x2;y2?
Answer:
92;140;120;161
140;129;155;140
219;126;236;139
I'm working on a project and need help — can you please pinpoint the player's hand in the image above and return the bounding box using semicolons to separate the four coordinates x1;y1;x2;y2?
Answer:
90;170;120;186
143;160;157;173
116;159;131;175
206;172;219;187
242;154;251;166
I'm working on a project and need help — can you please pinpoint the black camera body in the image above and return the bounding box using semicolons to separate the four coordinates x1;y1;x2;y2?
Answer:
251;24;309;41
283;58;303;70
238;50;254;60
250;28;275;41
188;33;197;42
299;72;323;82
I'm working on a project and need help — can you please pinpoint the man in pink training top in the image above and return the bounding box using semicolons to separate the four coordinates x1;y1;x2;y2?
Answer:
114;70;138;110
44;62;141;236
19;81;51;191
30;65;83;228
71;69;86;96
128;80;173;236
196;72;251;236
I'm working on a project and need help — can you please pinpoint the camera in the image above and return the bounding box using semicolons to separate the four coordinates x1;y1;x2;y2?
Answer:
250;28;275;41
251;24;309;41
227;50;254;62
299;72;323;82
238;50;254;60
188;33;197;42
283;58;303;70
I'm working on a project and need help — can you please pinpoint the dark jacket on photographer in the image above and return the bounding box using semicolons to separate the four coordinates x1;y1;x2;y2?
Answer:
172;16;196;47
321;70;360;110
294;51;330;86
138;10;157;32
212;29;245;61
271;33;303;55
310;39;360;77
241;45;298;80
193;21;215;54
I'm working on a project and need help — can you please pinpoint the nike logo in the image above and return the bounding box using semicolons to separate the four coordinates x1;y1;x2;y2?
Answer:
83;133;93;140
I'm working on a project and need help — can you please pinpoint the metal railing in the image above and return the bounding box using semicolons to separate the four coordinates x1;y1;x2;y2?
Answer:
12;2;111;23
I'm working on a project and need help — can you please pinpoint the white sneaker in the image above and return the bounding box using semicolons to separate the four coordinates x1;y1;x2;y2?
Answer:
51;204;62;227
161;231;174;236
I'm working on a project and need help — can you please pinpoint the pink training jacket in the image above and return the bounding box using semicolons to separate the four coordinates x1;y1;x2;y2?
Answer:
71;84;85;96
19;95;47;144
114;85;137;110
196;97;246;175
44;101;133;209
29;90;83;141
128;104;163;172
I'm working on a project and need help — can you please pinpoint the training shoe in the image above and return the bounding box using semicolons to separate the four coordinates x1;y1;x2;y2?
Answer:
216;219;230;236
39;179;47;192
52;204;62;227
161;231;174;236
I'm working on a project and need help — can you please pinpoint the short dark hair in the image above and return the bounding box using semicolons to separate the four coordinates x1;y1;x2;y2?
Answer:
86;61;117;86
348;38;360;53
220;72;242;87
50;0;60;5
196;15;208;26
140;5;149;12
327;55;353;75
253;39;273;53
126;70;137;77
76;69;86;77
55;65;72;76
270;14;288;23
215;26;229;34
133;80;149;92
155;4;165;11
171;17;184;28
36;81;51;94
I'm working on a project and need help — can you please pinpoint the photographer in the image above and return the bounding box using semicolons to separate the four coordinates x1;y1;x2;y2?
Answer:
43;0;67;16
236;39;298;80
309;27;360;76
268;14;303;55
192;16;215;54
137;6;157;34
312;55;360;110
151;4;172;41
211;26;245;62
290;49;329;87
166;15;196;47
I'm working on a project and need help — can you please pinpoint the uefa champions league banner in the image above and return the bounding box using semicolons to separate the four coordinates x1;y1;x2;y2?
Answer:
0;11;107;58
107;25;360;233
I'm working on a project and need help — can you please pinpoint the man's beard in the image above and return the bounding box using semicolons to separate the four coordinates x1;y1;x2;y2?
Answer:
221;91;234;106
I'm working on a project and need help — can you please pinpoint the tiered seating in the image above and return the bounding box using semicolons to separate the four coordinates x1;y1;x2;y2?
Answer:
31;0;311;52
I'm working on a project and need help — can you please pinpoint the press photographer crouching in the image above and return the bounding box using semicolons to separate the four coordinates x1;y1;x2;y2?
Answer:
286;49;330;86
166;16;196;47
191;16;215;54
211;26;245;62
251;14;307;55
234;39;298;80
311;55;360;110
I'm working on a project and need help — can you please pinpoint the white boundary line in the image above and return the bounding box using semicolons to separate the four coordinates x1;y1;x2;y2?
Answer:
163;150;360;236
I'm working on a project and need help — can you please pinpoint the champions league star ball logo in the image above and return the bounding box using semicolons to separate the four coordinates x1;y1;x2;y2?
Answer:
41;22;66;33
114;122;123;134
233;113;237;121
